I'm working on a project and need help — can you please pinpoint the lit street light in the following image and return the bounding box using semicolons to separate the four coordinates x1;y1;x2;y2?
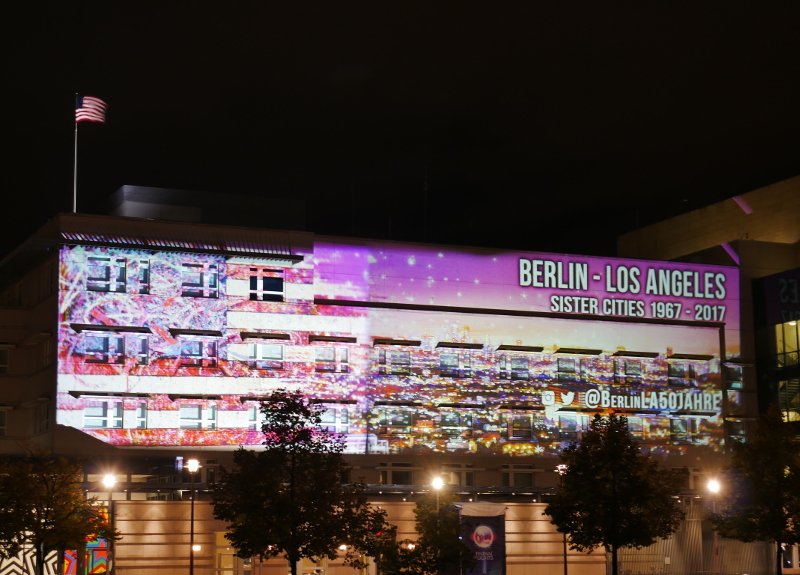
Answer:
708;479;720;575
102;474;116;575
187;459;201;575
556;464;568;575
432;476;444;513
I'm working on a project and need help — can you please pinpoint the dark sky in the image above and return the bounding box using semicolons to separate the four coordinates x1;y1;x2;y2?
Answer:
5;3;800;258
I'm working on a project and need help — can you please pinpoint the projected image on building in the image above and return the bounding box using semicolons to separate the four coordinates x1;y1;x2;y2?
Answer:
56;240;741;455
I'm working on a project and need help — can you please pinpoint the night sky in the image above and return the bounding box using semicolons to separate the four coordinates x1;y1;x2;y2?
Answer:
5;3;800;258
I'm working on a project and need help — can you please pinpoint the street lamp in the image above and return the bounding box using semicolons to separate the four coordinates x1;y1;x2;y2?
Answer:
187;459;201;575
556;465;568;575
432;476;444;513
707;479;720;575
102;475;116;575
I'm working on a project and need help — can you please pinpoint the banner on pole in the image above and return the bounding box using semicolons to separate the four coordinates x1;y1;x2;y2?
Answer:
460;503;506;575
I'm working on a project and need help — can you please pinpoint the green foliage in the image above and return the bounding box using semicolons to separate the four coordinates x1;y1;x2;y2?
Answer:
544;413;686;575
212;389;393;575
709;404;800;575
0;451;116;575
391;491;475;575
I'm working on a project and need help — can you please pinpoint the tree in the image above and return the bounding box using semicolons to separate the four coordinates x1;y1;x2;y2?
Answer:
212;389;393;575
544;413;687;575
392;491;475;575
0;451;117;575
709;404;800;575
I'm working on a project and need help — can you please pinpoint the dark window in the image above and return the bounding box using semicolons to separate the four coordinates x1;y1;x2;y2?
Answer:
84;335;125;364
249;270;284;302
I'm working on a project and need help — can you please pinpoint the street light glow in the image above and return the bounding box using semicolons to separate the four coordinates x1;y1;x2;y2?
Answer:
187;459;201;474
192;544;201;552
103;474;116;488
432;476;444;490
708;479;720;493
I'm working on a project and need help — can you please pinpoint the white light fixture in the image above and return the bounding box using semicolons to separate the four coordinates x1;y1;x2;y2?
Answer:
187;459;201;474
192;544;201;552
339;544;347;551
103;474;117;488
432;476;444;490
707;479;720;493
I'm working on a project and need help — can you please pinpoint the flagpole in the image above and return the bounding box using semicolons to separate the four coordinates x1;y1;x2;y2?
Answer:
73;94;78;213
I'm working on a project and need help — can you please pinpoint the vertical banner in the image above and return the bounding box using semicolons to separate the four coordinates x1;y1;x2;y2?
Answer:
460;503;506;575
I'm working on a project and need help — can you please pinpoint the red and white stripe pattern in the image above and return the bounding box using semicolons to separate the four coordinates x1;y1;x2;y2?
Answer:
75;96;107;123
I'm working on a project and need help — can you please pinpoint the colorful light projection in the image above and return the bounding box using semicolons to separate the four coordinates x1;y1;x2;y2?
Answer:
57;241;740;456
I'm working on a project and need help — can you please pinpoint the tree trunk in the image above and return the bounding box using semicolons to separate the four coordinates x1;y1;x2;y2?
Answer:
289;558;298;575
611;545;618;575
35;542;45;575
777;541;783;575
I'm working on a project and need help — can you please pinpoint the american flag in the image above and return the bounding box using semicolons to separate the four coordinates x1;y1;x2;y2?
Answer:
75;96;107;123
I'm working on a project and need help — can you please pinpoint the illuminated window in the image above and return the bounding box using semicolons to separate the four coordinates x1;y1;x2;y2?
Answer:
669;418;698;443
627;416;644;439
0;349;8;374
501;412;555;440
136;403;147;428
378;349;411;375
783;544;796;569
248;343;283;370
181;263;219;298
724;365;743;390
668;363;697;387
83;334;125;364
180;404;217;429
180;339;218;368
557;357;581;382
502;464;534;487
778;379;800;422
248;405;264;430
87;257;126;293
439;352;471;378
558;414;583;439
376;409;414;435
315;347;349;373
378;463;413;485
136;260;150;295
499;355;530;380
249;269;284;302
0;411;6;436
440;410;473;437
84;401;123;428
135;337;149;366
441;463;474;486
727;420;746;442
34;402;50;433
319;407;350;434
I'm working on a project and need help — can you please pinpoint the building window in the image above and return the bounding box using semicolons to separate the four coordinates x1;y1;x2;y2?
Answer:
84;401;123;429
136;260;150;295
440;352;471;378
181;263;219;298
670;418;698;443
0;410;6;437
136;403;147;428
249;343;283;370
319;407;350;434
378;463;413;485
499;355;530;380
377;409;414;435
180;339;218;368
559;414;588;440
502;412;555;440
248;405;263;431
557;357;583;382
378;349;411;375
83;334;125;364
627;416;644;439
249;269;284;302
778;379;800;422
180;404;217;429
727;420;746;442
502;464;534;487
34;402;50;433
315;347;349;373
440;410;474;437
441;463;475;486
135;337;149;366
87;257;126;293
668;363;697;387
0;349;8;374
724;365;743;390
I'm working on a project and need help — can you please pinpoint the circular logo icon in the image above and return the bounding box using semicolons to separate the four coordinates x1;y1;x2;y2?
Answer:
471;525;495;549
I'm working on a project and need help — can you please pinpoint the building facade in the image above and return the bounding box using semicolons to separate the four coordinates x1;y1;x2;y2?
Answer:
0;210;770;575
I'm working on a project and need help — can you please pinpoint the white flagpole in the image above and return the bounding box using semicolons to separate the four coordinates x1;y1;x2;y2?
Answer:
73;94;78;213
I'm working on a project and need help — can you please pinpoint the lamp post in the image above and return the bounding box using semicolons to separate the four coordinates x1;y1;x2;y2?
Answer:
707;479;720;575
187;459;201;575
432;476;444;513
102;474;116;575
556;464;568;575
